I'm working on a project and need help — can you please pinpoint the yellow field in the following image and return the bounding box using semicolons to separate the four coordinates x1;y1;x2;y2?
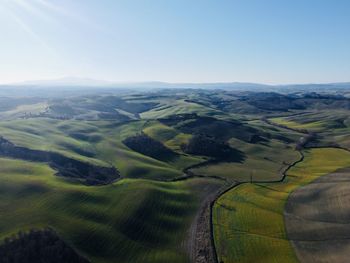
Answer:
213;148;350;263
269;117;326;131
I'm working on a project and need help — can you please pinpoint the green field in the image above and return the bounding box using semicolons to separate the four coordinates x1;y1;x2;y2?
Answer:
140;99;224;120
1;91;350;262
269;110;350;149
213;148;350;263
270;117;326;130
191;137;299;182
0;118;189;181
270;110;350;132
0;156;224;263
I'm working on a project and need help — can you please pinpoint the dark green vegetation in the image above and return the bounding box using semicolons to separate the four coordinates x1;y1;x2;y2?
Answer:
160;114;267;143
0;136;119;185
0;88;349;262
123;133;178;162
182;134;245;162
0;228;89;263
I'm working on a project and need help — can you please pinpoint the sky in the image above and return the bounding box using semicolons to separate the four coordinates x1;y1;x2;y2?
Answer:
0;0;349;84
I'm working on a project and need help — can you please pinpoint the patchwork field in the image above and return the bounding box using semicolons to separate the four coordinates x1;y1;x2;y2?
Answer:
213;148;350;263
269;110;350;151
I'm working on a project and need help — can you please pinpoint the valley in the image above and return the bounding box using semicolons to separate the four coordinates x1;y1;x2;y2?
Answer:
0;88;349;262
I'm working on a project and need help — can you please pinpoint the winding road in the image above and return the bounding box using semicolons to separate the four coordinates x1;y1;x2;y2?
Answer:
205;117;350;263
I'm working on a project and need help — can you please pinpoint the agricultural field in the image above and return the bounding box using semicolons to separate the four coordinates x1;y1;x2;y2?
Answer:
2;0;350;261
268;110;350;149
0;89;350;262
285;167;350;263
213;148;350;263
0;156;224;263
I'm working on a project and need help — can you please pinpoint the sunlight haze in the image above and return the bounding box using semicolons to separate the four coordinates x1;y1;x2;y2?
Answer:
0;0;349;84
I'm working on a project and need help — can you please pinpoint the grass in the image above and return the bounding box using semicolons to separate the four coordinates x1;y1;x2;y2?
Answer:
0;102;48;120
269;110;350;150
143;120;203;169
1;93;349;263
269;117;325;131
0;118;107;166
143;121;179;143
0;118;187;180
191;138;299;182
0;103;304;182
0;157;223;263
143;120;194;153
269;110;350;132
213;148;350;263
140;99;224;119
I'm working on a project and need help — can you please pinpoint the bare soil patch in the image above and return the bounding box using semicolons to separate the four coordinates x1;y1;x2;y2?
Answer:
285;167;350;263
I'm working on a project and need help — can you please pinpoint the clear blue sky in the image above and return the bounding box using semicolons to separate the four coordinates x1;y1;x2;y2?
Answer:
0;0;349;84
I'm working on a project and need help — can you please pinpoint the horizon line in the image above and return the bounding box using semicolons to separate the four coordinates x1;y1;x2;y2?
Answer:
1;76;350;87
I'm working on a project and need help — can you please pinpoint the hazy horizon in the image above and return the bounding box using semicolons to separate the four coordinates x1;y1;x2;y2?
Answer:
2;76;350;87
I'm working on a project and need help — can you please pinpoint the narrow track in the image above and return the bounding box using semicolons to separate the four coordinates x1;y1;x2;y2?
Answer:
206;116;308;263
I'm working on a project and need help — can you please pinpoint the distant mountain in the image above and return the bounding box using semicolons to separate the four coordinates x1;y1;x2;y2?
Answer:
3;78;273;91
280;83;350;91
2;77;350;92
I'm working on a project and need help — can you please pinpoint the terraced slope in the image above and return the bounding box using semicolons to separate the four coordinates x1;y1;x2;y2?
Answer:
285;167;350;263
